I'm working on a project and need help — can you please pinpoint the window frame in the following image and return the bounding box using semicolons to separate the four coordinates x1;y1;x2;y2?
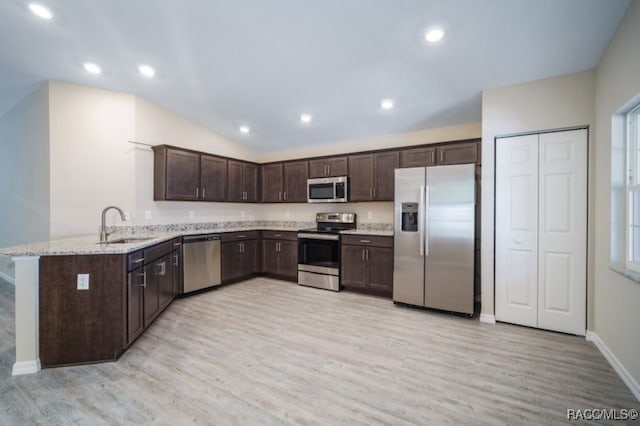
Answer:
625;103;640;272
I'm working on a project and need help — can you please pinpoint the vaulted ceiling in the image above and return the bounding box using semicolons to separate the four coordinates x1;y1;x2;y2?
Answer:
0;0;630;152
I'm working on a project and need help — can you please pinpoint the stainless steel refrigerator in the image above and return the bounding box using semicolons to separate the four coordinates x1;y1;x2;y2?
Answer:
393;164;475;314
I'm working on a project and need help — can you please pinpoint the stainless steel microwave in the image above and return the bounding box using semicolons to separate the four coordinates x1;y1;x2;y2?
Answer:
307;176;348;203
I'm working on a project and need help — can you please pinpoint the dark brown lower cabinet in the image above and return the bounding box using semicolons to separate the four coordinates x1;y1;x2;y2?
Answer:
261;231;298;281
340;235;394;297
38;239;177;368
222;239;260;283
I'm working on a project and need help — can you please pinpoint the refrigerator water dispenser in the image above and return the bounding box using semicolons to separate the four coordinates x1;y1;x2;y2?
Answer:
401;202;418;232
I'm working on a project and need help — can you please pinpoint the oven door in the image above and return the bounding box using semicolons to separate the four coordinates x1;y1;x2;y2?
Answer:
297;233;340;274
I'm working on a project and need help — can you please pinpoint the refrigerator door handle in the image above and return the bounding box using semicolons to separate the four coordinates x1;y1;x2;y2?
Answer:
419;185;426;256
425;185;430;256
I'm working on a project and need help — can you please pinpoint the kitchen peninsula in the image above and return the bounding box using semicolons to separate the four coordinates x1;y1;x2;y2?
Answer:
0;220;392;375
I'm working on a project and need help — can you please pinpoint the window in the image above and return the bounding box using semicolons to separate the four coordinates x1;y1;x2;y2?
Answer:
626;103;640;271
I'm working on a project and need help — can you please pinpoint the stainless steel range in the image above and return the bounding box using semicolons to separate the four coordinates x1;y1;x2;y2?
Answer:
297;213;356;291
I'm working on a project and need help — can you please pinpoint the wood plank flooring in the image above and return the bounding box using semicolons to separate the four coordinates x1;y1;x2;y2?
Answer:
0;277;638;425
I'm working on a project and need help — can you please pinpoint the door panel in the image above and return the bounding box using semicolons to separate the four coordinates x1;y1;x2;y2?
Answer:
201;155;227;201
393;167;426;305
424;164;475;315
537;129;587;335
166;149;199;200
495;134;538;327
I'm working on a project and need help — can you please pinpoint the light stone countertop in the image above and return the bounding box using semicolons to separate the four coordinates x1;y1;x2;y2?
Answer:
340;229;394;237
0;222;393;256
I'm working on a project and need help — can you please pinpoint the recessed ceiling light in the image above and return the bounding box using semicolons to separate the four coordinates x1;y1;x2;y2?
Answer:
239;125;250;134
138;64;155;78
380;99;394;110
28;3;53;20
425;28;445;43
300;113;312;123
83;62;102;75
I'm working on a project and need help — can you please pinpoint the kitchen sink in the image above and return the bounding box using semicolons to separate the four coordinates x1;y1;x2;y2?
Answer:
97;237;154;244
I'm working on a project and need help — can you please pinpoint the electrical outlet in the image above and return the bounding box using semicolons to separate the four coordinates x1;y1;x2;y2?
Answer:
285;211;290;218
77;274;89;290
145;210;152;220
188;210;195;219
367;211;373;219
241;211;246;218
123;211;131;220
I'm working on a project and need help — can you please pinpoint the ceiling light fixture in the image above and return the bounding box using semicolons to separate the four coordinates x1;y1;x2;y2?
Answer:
425;28;445;43
380;99;394;110
138;64;155;78
28;3;53;20
300;113;312;123
83;62;102;75
239;125;250;134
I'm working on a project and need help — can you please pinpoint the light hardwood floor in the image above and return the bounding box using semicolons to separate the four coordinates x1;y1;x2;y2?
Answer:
0;277;638;425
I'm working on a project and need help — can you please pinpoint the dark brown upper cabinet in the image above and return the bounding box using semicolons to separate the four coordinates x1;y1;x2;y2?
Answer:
436;141;479;165
348;151;399;201
228;160;258;202
400;146;436;168
308;156;348;178
200;154;227;201
153;146;228;201
261;160;308;203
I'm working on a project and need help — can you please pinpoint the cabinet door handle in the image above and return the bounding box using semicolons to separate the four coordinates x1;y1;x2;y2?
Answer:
138;272;146;288
238;235;246;239
202;187;206;198
439;150;444;162
156;261;166;276
274;234;282;237
366;249;369;261
241;242;245;253
373;187;376;198
279;191;282;201
362;249;366;260
173;253;179;267
360;239;371;243
173;242;181;248
283;192;287;201
132;257;145;264
196;187;199;198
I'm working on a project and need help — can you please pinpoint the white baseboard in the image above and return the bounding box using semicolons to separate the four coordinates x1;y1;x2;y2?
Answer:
12;359;41;376
479;313;496;324
586;331;640;402
0;271;15;286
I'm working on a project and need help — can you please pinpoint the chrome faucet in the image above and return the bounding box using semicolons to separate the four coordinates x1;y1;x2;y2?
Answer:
100;206;126;242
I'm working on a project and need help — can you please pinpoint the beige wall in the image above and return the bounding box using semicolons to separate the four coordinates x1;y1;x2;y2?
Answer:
132;97;263;225
0;84;50;282
48;82;136;238
593;0;640;386
259;122;480;163
480;71;596;321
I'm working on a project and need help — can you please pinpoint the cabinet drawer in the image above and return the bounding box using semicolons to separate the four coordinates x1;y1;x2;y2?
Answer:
170;237;181;251
143;240;174;264
341;235;393;248
221;230;259;242
261;230;297;241
127;250;145;271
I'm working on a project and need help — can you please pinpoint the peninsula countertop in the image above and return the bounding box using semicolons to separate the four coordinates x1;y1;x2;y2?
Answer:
0;223;393;257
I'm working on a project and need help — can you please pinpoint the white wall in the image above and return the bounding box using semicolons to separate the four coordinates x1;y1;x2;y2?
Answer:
593;0;640;387
132;97;263;225
0;83;50;281
259;122;480;163
48;82;136;238
480;71;596;322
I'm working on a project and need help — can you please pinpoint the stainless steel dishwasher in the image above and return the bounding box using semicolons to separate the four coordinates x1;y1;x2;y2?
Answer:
182;234;221;294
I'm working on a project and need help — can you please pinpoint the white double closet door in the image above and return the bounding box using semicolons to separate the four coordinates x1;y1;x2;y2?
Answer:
495;129;587;335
